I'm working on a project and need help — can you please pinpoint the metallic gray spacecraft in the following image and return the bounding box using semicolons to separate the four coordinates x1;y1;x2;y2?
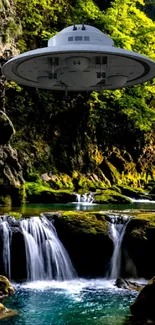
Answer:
2;24;155;91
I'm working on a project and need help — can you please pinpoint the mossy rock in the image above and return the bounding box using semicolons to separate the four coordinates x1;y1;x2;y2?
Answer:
93;189;132;204
117;185;146;199
0;303;18;320
48;211;113;277
100;159;121;184
124;213;155;278
0;195;12;206
47;173;74;190
0;275;14;298
56;211;109;235
25;181;74;203
8;211;21;219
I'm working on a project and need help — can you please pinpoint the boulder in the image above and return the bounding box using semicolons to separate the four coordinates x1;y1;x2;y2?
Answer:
123;213;155;279
47;211;113;277
0;303;18;320
130;276;155;320
93;189;132;204
117;185;147;200
0;275;14;299
115;278;144;291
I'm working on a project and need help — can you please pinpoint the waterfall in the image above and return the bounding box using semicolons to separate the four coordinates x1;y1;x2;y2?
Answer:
0;218;11;279
0;215;76;281
127;197;155;203
108;215;131;279
75;192;94;203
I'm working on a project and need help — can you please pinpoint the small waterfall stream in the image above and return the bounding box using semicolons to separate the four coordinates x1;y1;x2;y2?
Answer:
75;193;94;203
0;219;11;279
108;215;132;279
0;215;76;281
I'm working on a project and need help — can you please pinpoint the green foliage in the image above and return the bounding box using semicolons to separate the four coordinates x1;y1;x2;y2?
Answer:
2;0;155;188
25;181;74;203
94;190;132;204
15;0;72;51
0;195;11;206
26;172;41;182
8;211;22;219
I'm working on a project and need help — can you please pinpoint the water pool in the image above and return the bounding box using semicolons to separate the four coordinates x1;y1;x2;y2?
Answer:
2;279;138;325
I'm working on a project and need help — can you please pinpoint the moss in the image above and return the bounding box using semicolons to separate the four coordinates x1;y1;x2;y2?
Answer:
126;212;155;240
101;159;121;184
77;175;95;190
58;211;109;235
111;185;122;193
25;181;74;203
94;189;132;204
8;211;21;219
117;185;146;198
26;172;41;182
48;173;74;190
0;195;11;206
134;213;155;227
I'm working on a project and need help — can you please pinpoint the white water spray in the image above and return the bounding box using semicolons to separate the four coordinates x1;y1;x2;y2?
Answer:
108;215;131;279
0;219;11;279
21;216;76;281
0;215;76;281
75;193;94;203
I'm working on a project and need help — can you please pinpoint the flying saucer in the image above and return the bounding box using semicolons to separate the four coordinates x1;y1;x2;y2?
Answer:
2;24;155;91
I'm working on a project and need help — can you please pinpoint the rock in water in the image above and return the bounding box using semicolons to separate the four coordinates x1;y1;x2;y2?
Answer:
0;276;17;320
0;303;18;320
130;276;155;320
0;275;14;299
115;278;144;291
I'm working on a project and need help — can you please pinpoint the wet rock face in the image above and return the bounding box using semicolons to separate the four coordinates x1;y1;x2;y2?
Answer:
123;214;155;279
0;144;24;205
0;110;24;205
0;144;24;186
0;111;15;145
115;278;144;291
47;212;114;277
130;276;155;321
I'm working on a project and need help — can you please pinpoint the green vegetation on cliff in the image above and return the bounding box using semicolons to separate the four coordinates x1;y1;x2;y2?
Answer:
0;0;155;203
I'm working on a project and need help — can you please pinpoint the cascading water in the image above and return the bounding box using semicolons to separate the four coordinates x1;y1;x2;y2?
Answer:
0;215;76;281
75;192;94;203
108;215;132;279
21;216;76;281
0;218;11;279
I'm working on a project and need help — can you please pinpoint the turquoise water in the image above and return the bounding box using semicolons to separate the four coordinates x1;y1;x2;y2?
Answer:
0;202;152;324
2;279;137;325
0;202;155;216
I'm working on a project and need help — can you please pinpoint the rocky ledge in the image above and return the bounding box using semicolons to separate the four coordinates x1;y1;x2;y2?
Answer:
0;275;17;320
130;276;155;323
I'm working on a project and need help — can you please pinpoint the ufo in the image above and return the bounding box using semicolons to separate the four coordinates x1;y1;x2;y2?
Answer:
2;24;155;91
